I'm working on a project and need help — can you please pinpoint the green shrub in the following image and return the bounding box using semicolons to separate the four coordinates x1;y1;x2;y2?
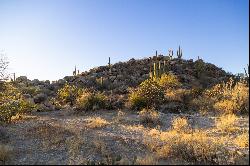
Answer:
157;73;181;89
128;79;164;110
57;84;81;105
194;59;206;78
128;91;147;110
19;86;41;97
76;90;107;111
0;99;36;123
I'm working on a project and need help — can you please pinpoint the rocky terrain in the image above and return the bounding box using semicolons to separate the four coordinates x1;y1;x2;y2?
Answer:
13;56;231;112
0;56;248;165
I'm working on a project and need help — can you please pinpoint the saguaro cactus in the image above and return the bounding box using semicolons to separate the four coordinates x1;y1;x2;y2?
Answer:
158;61;162;78
177;45;183;59
149;64;153;79
100;77;103;86
153;62;157;78
13;73;16;82
73;66;77;76
108;57;111;73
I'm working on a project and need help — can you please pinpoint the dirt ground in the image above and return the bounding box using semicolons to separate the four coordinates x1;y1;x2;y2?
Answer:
0;109;249;165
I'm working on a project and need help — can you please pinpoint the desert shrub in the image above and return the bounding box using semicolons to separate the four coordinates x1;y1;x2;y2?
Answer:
128;79;164;110
157;73;181;89
0;82;36;123
0;99;36;123
19;86;41;97
234;132;249;148
215;114;239;133
128;91;147;110
57;84;81;105
76;90;107;111
134;155;158;165
165;88;192;104
146;120;242;165
191;78;249;115
139;108;160;126
171;117;190;132
87;117;110;128
194;59;206;78
49;97;62;110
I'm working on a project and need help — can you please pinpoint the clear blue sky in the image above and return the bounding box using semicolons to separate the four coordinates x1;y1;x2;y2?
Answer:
0;0;249;81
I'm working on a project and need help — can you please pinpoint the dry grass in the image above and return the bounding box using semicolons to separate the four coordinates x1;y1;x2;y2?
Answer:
87;117;110;129
143;116;246;165
234;132;249;148
26;124;74;151
171;117;190;132
191;78;249;115
0;144;12;164
215;114;239;133
139;108;160;126
135;154;158;165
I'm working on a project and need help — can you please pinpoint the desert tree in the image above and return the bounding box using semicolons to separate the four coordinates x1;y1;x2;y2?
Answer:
0;51;9;81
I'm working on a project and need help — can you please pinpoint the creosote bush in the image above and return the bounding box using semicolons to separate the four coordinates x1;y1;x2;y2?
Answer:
0;82;36;123
57;84;81;105
76;90;107;111
157;73;181;89
128;79;164;110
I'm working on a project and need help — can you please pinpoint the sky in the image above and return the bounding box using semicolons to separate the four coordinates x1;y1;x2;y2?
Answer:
0;0;249;81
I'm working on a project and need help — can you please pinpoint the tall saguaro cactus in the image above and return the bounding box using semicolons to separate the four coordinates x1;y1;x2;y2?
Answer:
108;57;111;73
73;66;77;76
158;61;162;78
177;45;183;59
153;62;157;80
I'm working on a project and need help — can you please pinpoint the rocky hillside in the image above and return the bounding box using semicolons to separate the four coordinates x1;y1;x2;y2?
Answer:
61;56;230;93
11;56;232;113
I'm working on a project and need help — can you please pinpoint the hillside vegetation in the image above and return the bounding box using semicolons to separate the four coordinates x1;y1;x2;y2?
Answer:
0;55;249;165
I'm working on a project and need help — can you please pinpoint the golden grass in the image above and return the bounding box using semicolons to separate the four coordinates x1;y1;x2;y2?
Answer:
87;117;110;129
171;117;190;132
143;116;246;164
135;155;158;165
234;132;249;148
215;114;239;133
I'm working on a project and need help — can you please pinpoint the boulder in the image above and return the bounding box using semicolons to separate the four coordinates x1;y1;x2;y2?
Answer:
34;93;47;104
